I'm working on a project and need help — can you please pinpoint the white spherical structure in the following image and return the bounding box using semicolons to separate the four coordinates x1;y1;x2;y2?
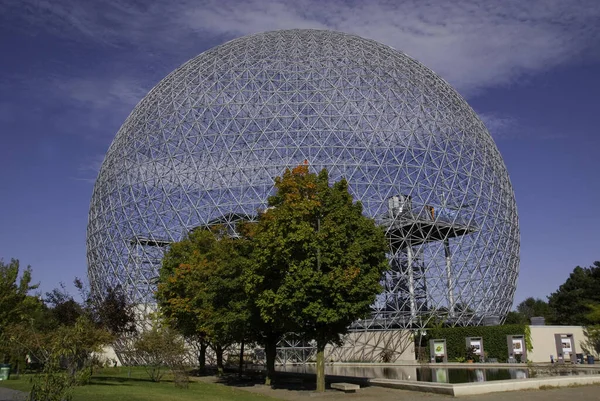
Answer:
87;29;519;328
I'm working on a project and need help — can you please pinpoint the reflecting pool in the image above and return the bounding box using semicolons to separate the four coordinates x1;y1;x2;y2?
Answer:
277;365;600;384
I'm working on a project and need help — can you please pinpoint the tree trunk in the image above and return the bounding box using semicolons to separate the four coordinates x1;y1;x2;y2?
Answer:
198;342;207;374
264;336;277;386
316;340;326;392
238;340;245;378
216;344;224;376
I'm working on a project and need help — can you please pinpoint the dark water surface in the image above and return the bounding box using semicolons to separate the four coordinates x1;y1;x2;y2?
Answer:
278;365;600;384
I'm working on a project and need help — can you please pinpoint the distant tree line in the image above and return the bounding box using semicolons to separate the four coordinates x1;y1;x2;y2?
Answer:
505;261;600;357
4;164;599;396
505;261;600;326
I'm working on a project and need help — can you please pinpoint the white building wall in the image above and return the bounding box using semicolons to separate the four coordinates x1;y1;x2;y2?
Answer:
94;345;121;366
325;329;416;363
528;325;587;363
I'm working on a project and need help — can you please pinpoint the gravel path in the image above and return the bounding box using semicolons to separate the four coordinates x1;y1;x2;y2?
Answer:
0;387;25;401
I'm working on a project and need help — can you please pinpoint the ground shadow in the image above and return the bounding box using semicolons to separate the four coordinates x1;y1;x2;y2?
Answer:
90;376;156;385
208;371;366;393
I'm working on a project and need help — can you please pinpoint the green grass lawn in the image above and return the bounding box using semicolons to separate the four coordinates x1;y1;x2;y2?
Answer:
0;367;280;401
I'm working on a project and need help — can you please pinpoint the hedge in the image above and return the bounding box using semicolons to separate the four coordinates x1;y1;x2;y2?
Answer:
424;324;532;362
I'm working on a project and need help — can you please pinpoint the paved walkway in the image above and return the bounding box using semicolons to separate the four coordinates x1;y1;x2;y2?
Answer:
242;383;600;400
0;387;25;401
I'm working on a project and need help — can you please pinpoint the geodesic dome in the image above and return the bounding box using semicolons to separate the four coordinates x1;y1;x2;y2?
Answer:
87;29;519;328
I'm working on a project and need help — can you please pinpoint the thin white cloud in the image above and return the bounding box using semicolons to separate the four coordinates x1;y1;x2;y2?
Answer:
479;113;519;140
1;0;597;151
180;0;600;95
55;76;148;111
72;153;107;183
5;0;599;95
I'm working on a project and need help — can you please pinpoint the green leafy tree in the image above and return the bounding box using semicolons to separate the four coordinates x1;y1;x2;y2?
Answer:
586;303;600;323
504;297;553;325
8;313;112;397
1;272;115;401
44;284;84;328
516;297;552;321
71;278;137;340
504;311;528;325
0;258;40;363
133;315;186;382
8;279;114;387
49;315;113;383
0;259;39;332
246;165;389;391
548;262;600;325
581;304;600;358
157;226;252;375
29;359;74;401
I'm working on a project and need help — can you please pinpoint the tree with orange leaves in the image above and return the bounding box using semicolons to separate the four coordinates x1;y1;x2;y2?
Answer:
245;165;388;390
156;226;252;375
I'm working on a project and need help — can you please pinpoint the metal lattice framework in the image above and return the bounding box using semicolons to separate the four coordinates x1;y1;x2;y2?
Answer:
87;29;519;331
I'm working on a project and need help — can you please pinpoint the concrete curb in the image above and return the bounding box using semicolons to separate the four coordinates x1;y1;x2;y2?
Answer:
369;374;600;397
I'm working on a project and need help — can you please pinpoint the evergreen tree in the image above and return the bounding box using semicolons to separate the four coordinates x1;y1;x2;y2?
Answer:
548;262;600;325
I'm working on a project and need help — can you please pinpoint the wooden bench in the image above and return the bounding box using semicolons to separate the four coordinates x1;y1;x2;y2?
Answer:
331;383;360;393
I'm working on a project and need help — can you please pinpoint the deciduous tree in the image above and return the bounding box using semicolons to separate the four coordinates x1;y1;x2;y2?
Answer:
580;304;600;359
133;315;186;382
157;226;252;375
0;258;39;363
44;283;84;328
504;311;527;325
9;279;114;385
516;297;552;321
246;165;388;391
84;283;136;337
0;259;39;334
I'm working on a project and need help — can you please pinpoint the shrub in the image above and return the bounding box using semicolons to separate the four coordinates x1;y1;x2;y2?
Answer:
28;360;72;401
133;324;186;382
425;324;532;362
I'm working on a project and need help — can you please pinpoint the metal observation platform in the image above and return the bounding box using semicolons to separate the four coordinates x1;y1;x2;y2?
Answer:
125;193;477;332
124;194;477;331
350;194;477;331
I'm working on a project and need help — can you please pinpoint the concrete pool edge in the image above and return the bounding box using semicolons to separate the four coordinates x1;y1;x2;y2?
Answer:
280;361;599;370
369;374;600;397
321;361;600;369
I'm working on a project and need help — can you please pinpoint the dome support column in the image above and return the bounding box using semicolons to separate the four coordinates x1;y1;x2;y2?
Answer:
444;239;455;318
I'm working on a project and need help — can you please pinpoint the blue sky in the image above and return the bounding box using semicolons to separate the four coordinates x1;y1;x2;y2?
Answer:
1;0;599;307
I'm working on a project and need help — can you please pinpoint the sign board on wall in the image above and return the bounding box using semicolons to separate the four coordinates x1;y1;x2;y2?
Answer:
434;341;445;356
430;338;448;363
470;339;482;355
512;338;524;355
561;335;572;354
